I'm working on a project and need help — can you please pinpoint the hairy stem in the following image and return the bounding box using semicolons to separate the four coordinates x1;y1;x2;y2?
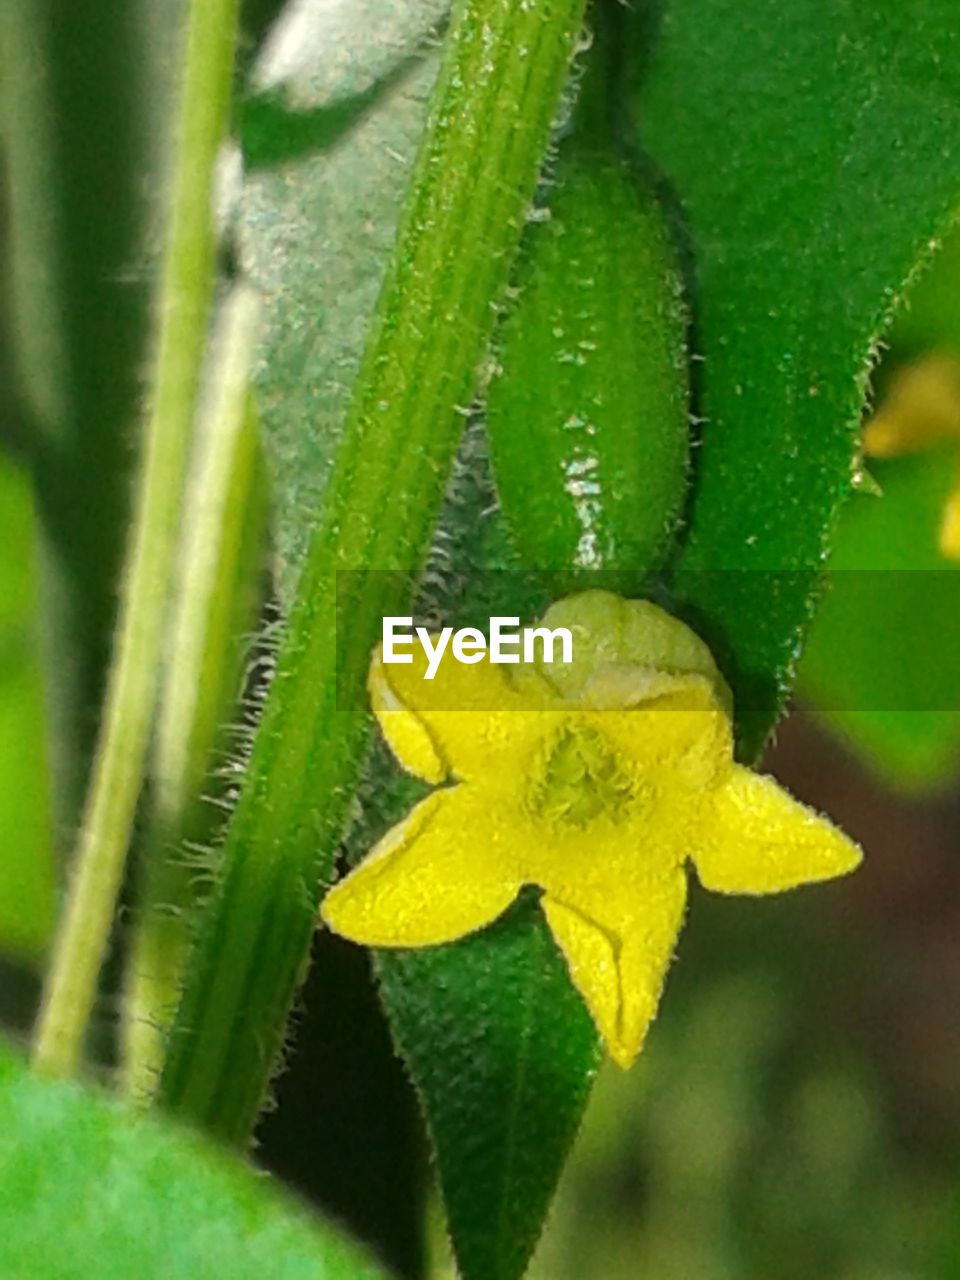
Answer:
33;0;239;1075
123;287;265;1101
159;0;588;1144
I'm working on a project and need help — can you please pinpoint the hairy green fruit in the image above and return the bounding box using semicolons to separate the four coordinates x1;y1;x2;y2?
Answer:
486;143;690;582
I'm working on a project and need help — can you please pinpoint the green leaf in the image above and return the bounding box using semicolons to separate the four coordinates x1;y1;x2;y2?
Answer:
799;448;960;791
377;897;599;1280
239;41;439;603
0;1044;386;1279
249;0;449;112
631;0;960;758
0;458;54;958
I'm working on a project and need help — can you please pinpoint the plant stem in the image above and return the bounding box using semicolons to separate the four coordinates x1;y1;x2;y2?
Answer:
32;0;239;1075
123;287;265;1101
159;0;588;1144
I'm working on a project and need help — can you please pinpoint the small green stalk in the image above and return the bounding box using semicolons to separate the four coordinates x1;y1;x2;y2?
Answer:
124;286;265;1100
33;0;239;1075
159;0;588;1144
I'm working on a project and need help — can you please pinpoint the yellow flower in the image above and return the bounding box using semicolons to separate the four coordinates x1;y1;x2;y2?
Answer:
863;352;960;558
322;592;861;1068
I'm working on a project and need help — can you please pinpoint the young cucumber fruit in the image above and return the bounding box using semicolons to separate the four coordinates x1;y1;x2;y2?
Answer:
485;142;690;583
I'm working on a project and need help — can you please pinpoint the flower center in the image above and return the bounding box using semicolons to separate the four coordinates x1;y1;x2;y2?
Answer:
528;725;634;828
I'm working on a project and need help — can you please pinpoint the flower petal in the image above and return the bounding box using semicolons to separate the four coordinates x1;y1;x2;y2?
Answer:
542;872;687;1068
940;477;960;560
863;354;960;457
693;766;862;895
532;592;730;708
369;645;553;783
322;788;520;946
581;678;733;795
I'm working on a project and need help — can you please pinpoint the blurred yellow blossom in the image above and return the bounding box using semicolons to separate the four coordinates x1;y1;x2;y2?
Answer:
322;592;860;1067
863;352;960;558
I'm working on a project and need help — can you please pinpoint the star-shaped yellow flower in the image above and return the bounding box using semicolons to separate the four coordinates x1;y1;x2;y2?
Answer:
322;592;861;1067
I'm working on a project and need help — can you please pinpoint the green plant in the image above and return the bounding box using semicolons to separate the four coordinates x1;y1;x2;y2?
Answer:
4;0;960;1277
